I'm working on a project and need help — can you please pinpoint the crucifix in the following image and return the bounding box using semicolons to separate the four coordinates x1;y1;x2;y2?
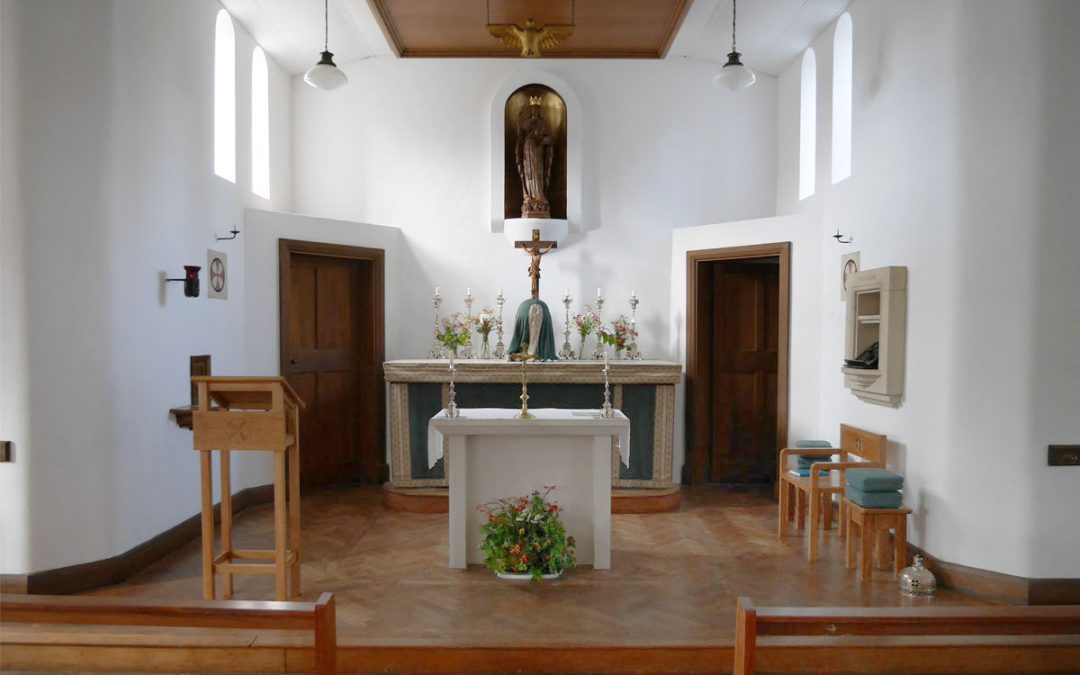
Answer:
515;228;557;300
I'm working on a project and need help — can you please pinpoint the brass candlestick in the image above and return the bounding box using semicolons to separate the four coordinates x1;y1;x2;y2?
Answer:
514;355;536;419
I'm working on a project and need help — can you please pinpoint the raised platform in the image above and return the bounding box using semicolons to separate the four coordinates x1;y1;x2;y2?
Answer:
5;486;1077;674
382;483;682;514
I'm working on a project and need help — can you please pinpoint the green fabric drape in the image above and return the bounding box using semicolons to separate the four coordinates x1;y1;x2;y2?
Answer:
507;299;558;361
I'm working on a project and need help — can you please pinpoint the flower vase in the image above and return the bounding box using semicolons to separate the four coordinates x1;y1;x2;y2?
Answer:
578;335;587;361
449;346;458;359
615;347;625;360
480;334;491;359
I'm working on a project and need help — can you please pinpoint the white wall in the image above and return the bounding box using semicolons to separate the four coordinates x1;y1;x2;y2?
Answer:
291;58;778;361
0;0;32;574
0;0;292;574
775;0;1080;578
669;215;823;480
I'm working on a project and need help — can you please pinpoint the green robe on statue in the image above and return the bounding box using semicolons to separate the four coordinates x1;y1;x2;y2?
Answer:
507;299;558;361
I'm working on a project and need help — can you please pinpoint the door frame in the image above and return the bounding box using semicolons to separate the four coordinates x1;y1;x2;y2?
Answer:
278;239;387;482
685;242;791;485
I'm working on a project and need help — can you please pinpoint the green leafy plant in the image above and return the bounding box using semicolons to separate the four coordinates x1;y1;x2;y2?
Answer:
597;314;637;352
478;486;575;581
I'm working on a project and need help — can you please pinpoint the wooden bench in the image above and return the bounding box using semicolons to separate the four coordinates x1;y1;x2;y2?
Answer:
734;596;1080;675
0;591;336;675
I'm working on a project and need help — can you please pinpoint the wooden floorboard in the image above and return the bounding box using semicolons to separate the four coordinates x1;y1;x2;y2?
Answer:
6;486;1077;673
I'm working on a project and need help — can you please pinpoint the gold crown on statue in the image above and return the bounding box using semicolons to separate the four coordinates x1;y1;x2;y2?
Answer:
528;95;544;106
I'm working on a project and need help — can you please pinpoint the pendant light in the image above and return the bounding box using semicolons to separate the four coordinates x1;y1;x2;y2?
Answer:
304;0;348;91
713;0;756;91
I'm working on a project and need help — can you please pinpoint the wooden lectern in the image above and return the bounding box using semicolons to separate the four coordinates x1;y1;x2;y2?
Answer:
191;376;304;600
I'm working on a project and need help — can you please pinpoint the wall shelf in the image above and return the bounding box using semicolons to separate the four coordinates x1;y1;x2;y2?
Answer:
843;266;907;407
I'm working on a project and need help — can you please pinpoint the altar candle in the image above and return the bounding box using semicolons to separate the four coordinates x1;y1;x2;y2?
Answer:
435;286;440;296
466;287;471;296
631;289;636;298
597;287;603;298
498;286;503;296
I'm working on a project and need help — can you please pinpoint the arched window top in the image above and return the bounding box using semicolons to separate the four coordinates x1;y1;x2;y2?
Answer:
832;14;853;184
214;9;236;183
251;46;270;199
799;48;817;201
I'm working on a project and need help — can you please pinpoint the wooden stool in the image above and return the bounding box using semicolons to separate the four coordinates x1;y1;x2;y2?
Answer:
844;498;911;581
192;376;304;600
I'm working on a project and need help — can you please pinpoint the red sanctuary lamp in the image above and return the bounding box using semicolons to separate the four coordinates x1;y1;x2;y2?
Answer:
166;265;202;298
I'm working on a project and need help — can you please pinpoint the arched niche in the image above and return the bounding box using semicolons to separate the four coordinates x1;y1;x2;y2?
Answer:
489;71;582;240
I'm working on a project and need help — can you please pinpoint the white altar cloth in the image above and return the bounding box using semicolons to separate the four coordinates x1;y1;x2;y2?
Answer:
429;408;631;570
427;408;629;469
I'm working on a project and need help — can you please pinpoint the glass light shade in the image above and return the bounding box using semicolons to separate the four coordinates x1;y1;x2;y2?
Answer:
304;51;348;91
713;51;756;91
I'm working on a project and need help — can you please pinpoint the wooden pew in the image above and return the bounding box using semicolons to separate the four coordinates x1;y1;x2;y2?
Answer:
734;596;1080;675
0;591;336;675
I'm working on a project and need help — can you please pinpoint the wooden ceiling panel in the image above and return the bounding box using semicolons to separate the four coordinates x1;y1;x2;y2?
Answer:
367;0;691;58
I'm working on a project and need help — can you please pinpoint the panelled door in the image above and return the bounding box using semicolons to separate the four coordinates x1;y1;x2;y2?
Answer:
709;260;780;483
281;245;383;486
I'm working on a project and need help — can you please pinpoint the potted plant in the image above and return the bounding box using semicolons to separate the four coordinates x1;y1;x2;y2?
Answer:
478;487;576;581
597;315;638;359
435;312;474;358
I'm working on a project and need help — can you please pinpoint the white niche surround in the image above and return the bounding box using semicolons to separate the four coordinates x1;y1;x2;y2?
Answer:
489;71;583;242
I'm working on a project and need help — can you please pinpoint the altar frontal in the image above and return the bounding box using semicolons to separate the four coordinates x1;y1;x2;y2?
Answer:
430;408;630;569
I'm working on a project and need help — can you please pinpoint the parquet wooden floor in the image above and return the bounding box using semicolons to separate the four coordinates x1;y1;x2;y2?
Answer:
74;486;985;646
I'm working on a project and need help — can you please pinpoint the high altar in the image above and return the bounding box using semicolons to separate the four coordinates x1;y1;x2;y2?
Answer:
385;359;681;489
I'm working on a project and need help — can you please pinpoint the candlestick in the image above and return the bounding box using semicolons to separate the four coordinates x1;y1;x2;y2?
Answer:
601;354;613;418
446;354;459;418
627;291;642;360
514;357;535;420
428;290;444;359
559;290;575;359
591;293;606;360
493;288;507;359
463;289;476;359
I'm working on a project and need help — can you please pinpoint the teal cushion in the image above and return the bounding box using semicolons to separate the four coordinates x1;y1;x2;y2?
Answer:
845;485;903;509
794;441;834;469
846;468;904;492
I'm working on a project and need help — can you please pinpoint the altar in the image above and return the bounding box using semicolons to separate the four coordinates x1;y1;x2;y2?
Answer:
385;359;681;489
429;408;630;569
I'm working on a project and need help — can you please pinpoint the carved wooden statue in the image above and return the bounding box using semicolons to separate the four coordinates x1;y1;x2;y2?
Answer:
515;99;554;218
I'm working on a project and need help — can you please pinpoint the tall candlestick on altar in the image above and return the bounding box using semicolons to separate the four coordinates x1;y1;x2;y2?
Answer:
627;291;642;360
591;290;606;360
493;288;507;360
559;290;574;359
428;289;444;359
463;288;476;359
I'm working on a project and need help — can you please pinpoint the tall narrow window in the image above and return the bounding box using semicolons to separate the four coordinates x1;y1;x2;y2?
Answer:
214;10;236;183
251;46;270;199
799;48;817;201
831;14;853;184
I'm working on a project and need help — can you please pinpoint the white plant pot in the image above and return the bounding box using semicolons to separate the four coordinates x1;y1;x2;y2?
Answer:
496;570;563;581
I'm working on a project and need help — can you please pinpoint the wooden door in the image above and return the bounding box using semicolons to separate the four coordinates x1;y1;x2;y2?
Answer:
282;251;381;486
709;260;779;483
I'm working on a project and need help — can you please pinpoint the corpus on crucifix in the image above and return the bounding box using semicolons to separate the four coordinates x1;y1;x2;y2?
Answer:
515;228;557;300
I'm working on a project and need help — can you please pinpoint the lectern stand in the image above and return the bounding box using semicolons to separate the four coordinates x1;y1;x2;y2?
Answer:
191;376;304;600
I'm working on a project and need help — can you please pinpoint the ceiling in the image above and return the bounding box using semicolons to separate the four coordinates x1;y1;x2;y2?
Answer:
223;0;850;76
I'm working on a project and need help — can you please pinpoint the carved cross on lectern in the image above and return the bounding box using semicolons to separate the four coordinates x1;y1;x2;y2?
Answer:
515;228;558;300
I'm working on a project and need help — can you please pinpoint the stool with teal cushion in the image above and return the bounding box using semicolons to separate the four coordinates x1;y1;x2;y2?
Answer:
794;440;834;470
846;467;904;492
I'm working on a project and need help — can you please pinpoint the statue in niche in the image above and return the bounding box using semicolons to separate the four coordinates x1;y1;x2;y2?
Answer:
515;96;554;218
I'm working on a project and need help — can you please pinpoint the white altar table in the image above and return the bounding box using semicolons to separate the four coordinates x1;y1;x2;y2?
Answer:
428;408;630;570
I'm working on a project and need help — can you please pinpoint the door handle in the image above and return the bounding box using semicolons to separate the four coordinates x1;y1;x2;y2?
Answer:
290;358;298;365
